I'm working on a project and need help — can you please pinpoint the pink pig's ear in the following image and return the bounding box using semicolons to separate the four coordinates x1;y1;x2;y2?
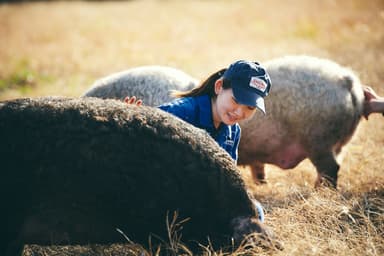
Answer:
363;86;378;101
362;86;384;119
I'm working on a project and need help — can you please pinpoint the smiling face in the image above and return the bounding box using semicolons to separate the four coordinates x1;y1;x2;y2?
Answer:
211;79;257;128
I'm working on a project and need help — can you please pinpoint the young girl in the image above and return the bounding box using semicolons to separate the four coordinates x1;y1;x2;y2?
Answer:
125;60;271;222
125;60;272;163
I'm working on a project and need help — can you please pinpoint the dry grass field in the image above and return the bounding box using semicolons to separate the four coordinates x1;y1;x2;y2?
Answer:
1;0;383;255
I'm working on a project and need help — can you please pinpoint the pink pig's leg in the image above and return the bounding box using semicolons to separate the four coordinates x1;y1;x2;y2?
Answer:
310;152;340;188
249;161;267;184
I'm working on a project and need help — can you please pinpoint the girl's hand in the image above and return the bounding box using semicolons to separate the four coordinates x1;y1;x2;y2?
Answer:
124;96;143;106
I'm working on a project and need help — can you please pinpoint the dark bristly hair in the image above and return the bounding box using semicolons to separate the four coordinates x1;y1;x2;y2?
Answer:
171;68;232;98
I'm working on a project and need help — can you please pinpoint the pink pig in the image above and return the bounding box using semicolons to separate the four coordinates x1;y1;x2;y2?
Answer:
238;55;384;187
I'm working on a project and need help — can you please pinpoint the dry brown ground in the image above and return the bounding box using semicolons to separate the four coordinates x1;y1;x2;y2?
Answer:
1;0;383;255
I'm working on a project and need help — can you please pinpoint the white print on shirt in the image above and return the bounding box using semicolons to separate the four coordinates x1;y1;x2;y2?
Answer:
224;140;234;147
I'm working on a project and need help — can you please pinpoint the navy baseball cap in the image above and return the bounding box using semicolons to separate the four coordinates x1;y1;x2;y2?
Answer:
223;60;271;114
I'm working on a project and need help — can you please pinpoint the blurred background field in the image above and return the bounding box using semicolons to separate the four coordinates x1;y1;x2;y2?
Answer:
1;0;383;255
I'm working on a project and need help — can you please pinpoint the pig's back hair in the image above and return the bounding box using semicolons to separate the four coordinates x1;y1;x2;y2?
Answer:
263;55;364;147
82;66;198;106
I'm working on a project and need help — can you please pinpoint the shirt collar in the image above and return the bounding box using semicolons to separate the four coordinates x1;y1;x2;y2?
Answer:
195;95;214;130
195;95;232;139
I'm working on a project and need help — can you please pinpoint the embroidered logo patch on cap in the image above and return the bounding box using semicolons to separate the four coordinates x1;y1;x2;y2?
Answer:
249;77;267;92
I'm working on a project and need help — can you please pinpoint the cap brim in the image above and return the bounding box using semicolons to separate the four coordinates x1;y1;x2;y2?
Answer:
232;86;266;114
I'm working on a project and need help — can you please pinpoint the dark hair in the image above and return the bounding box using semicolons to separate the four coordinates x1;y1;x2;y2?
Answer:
171;68;232;98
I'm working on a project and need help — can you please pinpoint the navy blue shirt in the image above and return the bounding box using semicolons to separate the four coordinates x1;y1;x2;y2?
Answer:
158;94;241;162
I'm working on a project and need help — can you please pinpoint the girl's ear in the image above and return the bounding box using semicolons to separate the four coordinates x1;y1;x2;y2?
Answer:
214;78;223;95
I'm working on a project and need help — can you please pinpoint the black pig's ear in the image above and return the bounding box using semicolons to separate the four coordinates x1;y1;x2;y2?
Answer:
231;216;283;250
